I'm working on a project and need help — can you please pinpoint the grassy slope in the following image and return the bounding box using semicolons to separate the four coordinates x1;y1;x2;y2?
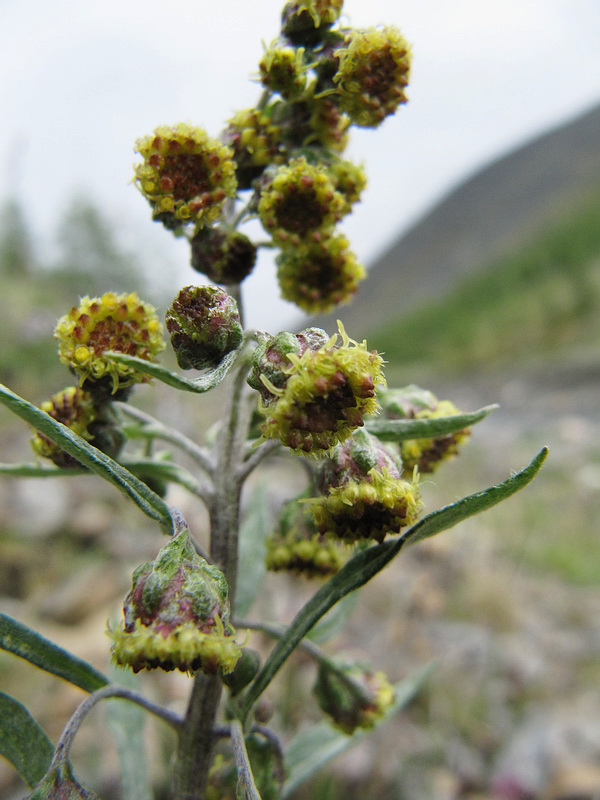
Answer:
369;187;600;375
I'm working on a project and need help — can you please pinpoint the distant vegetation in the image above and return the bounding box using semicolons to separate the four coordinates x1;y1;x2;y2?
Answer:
370;187;600;376
0;197;145;396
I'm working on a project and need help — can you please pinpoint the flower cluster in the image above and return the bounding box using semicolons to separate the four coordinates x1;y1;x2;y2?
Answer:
131;1;411;312
313;659;395;734
110;527;242;674
276;234;365;313
250;323;385;455
134;123;237;229
265;494;349;577
309;429;421;542
334;26;412;127
55;291;165;392
379;385;471;474
258;156;346;247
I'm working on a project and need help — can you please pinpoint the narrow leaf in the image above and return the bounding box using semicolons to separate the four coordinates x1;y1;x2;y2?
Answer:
0;459;203;497
283;663;434;797
0;693;54;787
236;481;274;616
0;613;108;693
241;448;547;718
104;349;238;393
105;669;151;800
400;446;549;547
0;383;175;533
365;404;497;441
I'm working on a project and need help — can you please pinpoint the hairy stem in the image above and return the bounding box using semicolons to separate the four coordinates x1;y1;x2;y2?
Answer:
175;342;255;800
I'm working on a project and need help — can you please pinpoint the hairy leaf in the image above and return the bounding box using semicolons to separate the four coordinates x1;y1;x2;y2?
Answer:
0;693;54;787
104;349;238;393
241;448;547;718
365;404;497;441
236;481;274;616
0;613;108;692
0;383;175;533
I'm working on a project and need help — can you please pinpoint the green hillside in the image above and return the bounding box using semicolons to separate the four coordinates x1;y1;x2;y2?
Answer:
369;186;600;376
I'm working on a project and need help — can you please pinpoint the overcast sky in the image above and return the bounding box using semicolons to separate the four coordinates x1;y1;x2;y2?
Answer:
1;0;599;329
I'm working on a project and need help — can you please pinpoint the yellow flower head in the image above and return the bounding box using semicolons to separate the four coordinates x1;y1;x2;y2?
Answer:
276;235;365;313
256;323;386;456
259;43;308;100
400;399;471;474
334;26;412;127
379;386;471;474
310;466;421;543
134;123;237;228
31;386;97;468
224;108;284;190
265;495;349;578
55;292;165;392
109;528;242;675
258;157;346;247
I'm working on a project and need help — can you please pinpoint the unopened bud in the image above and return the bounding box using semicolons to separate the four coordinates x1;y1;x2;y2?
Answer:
166;285;243;370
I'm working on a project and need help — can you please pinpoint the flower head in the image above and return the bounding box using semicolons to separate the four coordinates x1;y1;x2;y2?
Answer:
381;387;471;474
223;108;285;189
109;527;241;674
258;157;346;247
55;292;165;391
191;226;257;284
313;659;395;734
265;494;349;577
165;285;243;370
259;43;308;100
254;322;385;455
134;123;237;228
334;26;411;127
310;428;421;542
31;386;97;468
327;158;367;212
276;234;365;313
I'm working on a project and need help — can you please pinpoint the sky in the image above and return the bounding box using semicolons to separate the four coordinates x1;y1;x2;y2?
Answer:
1;0;599;330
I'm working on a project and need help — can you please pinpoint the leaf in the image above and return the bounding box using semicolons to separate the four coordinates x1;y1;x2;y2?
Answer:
0;459;203;498
307;594;358;644
235;481;274;616
365;404;497;441
0;613;108;693
282;663;434;797
241;447;547;719
104;349;238;393
0;692;54;787
0;383;175;533
105;669;152;800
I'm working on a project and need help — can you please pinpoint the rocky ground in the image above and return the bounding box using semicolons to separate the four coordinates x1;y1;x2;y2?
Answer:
0;358;599;800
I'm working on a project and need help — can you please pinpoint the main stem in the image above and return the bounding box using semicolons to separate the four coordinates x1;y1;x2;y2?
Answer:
174;344;254;800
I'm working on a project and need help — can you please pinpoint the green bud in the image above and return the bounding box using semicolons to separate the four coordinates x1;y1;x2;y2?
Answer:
222;648;261;695
313;659;395;734
165;285;243;370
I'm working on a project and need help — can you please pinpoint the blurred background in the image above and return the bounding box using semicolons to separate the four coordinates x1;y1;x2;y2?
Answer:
1;1;599;798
